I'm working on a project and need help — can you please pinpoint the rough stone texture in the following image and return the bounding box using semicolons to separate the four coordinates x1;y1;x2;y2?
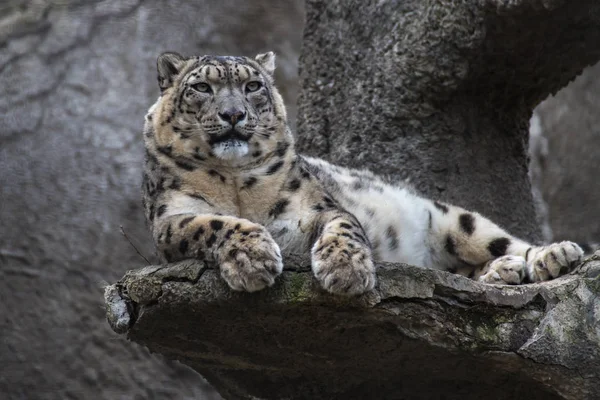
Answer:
532;62;600;244
106;253;600;400
0;1;304;399
296;0;600;243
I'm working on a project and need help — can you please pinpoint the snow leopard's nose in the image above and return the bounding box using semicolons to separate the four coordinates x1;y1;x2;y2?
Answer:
218;109;246;126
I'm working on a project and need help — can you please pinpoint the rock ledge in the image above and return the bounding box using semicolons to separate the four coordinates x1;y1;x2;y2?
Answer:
105;253;600;400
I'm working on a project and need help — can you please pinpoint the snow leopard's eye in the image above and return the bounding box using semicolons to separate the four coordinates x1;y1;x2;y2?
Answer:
192;82;212;93
245;81;262;93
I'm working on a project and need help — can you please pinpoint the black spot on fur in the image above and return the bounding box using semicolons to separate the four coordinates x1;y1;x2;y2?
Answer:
525;247;532;261
224;229;234;240
445;235;457;256
339;222;352;230
148;204;155;221
488;238;511;257
354;232;369;246
156;204;167;217
386;225;399;250
312;204;324;212
560;246;568;261
179;239;189;255
287;179;301;191
459;213;475;235
323;196;336;208
252;150;262;158
266;160;284;175
208;169;226;182
175;161;196;171
193;226;205;241
179;216;195;228
269;199;289;218
434;201;448;214
210;220;224;231
205;233;217;247
153;178;165;196
165;224;173;244
243;176;257;188
157;145;173;156
169;178;181;190
275;141;290;157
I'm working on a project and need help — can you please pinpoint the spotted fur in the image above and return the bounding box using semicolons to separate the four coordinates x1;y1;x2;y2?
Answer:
141;51;583;295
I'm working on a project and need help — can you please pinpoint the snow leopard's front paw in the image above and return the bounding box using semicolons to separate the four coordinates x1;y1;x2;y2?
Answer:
218;227;283;292
478;255;526;285
528;241;583;282
311;233;376;296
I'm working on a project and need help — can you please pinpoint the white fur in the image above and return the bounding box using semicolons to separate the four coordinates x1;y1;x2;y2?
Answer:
310;161;433;267
212;139;249;160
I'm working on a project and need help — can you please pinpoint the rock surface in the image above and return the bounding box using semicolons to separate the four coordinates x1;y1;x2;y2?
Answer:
532;62;600;244
106;253;600;400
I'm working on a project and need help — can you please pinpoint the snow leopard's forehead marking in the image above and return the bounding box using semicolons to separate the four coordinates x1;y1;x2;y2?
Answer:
185;56;264;85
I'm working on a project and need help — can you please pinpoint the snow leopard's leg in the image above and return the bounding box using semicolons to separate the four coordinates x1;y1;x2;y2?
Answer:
152;210;282;293
307;198;376;296
428;201;583;284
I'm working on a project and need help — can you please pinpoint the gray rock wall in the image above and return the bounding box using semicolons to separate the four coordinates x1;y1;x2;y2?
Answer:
531;62;600;244
0;1;304;399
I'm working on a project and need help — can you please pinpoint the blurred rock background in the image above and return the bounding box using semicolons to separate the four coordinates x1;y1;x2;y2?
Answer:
0;1;597;399
530;62;600;245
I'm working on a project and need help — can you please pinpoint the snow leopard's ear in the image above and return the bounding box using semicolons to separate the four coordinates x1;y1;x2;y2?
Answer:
157;52;186;92
255;52;276;76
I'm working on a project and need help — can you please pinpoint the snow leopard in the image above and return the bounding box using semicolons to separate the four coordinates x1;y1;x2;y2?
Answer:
141;51;583;296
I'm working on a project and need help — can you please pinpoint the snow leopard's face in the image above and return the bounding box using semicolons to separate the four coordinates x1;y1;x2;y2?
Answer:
154;51;288;165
